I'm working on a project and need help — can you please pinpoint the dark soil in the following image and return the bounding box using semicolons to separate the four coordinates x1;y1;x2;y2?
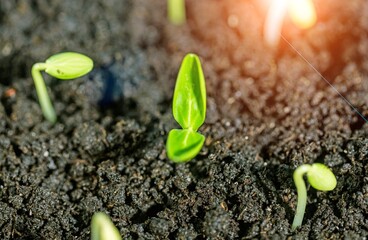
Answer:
0;0;367;239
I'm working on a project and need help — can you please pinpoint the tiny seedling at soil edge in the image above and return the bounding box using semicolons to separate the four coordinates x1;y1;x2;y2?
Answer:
292;163;337;230
166;53;206;163
91;212;122;240
31;52;93;123
167;0;186;25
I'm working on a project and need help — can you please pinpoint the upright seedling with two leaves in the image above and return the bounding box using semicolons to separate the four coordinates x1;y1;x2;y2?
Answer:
166;53;206;163
32;52;93;123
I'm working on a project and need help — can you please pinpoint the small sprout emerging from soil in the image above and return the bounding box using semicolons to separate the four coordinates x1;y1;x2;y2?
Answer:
292;163;337;230
32;52;93;123
91;212;122;240
166;53;206;163
167;0;186;25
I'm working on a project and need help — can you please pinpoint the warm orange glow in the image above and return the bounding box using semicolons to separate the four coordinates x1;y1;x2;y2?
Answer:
264;0;288;47
288;0;317;29
263;0;318;46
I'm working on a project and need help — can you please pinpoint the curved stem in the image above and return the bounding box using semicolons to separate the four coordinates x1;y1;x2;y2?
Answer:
291;164;311;230
32;62;57;123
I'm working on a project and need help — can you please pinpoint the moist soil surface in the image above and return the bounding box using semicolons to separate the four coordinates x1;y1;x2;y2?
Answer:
0;0;367;239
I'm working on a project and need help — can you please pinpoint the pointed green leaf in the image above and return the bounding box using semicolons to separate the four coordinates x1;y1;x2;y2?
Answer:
166;129;205;163
173;53;206;131
45;52;93;80
307;163;337;191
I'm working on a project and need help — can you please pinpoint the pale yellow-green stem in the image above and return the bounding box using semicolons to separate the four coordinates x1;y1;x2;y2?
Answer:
291;164;311;230
32;63;57;123
167;0;186;25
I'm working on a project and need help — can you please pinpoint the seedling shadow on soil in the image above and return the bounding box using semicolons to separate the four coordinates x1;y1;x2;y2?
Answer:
0;0;367;239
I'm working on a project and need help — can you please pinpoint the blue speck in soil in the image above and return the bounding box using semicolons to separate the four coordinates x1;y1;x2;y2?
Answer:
82;51;149;107
87;64;123;107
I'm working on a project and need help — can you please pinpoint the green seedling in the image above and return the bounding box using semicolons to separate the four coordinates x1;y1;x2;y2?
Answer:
166;53;206;163
292;163;337;230
32;52;93;123
91;212;121;240
167;0;186;25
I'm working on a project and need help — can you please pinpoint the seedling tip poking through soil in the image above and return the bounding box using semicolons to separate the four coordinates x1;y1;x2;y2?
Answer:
167;0;186;25
31;52;93;123
292;163;337;230
166;53;206;163
91;212;122;240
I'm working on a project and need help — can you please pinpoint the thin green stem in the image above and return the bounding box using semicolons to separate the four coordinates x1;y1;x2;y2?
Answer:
291;164;311;230
31;62;57;123
167;0;186;25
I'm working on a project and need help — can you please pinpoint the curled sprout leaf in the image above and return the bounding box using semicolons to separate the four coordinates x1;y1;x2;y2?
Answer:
45;52;94;80
91;212;122;240
166;53;206;163
307;163;337;191
31;52;93;123
173;53;206;131
292;163;337;230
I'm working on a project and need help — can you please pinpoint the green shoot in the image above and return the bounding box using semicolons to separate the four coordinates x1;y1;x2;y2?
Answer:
167;129;205;161
172;54;206;131
31;52;93;123
91;212;122;240
167;0;186;25
166;53;206;163
292;163;337;230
